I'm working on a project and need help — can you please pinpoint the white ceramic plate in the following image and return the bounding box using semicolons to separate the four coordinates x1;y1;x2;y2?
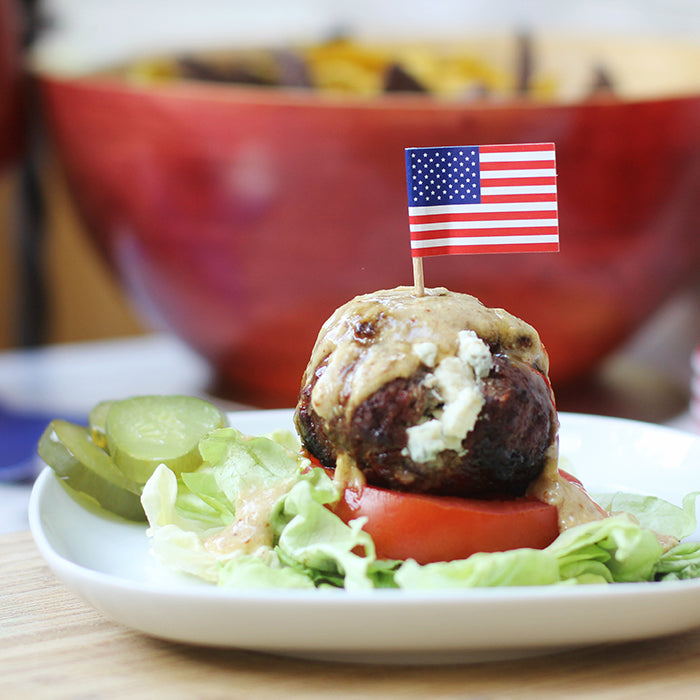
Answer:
29;410;700;664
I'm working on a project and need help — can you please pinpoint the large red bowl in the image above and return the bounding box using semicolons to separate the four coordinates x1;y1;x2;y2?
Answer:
37;41;700;407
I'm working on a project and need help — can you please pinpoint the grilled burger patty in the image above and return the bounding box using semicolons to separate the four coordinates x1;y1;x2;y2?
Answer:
294;287;558;499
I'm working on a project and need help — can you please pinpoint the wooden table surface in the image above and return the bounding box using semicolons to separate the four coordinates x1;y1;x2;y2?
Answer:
2;530;700;699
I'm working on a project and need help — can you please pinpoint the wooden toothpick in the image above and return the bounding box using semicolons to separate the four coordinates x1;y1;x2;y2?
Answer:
412;257;425;296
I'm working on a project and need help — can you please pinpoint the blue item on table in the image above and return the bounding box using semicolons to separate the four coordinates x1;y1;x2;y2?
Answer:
0;407;77;482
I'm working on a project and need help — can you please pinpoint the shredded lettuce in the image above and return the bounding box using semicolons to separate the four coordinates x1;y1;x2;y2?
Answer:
395;549;560;589
141;428;700;590
592;491;698;540
655;542;700;580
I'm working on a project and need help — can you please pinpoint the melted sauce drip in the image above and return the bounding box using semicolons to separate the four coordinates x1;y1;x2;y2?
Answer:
204;479;293;556
528;441;608;532
529;442;678;551
303;286;548;424
334;452;367;492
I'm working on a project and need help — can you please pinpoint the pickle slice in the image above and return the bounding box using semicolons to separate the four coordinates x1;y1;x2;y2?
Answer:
88;399;113;449
38;419;145;521
105;395;226;483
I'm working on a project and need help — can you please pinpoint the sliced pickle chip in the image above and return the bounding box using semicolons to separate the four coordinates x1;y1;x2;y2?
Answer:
88;399;113;449
38;419;145;521
105;395;226;484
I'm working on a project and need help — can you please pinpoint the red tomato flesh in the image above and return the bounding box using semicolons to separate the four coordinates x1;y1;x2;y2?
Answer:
321;464;566;564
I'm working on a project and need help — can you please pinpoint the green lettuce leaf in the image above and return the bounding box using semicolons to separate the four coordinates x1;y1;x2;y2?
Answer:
654;542;700;580
141;428;395;589
545;514;664;583
141;427;700;590
395;514;673;589
141;427;314;585
218;554;315;589
593;491;698;540
273;470;380;591
395;548;560;589
141;465;234;583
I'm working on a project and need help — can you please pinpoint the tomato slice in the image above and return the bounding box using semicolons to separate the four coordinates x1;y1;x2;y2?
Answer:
319;462;565;564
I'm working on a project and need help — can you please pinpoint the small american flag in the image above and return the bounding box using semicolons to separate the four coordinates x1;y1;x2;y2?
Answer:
405;143;559;257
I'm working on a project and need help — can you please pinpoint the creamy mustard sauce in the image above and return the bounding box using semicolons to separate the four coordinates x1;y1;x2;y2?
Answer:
528;442;608;532
334;452;367;492
304;286;548;424
203;479;293;556
529;444;679;550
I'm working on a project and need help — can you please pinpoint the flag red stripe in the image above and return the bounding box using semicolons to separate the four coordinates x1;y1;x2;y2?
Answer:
480;160;556;171
409;210;558;225
480;176;557;187
413;242;560;257
479;143;555;154
481;192;558;203
410;226;559;241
